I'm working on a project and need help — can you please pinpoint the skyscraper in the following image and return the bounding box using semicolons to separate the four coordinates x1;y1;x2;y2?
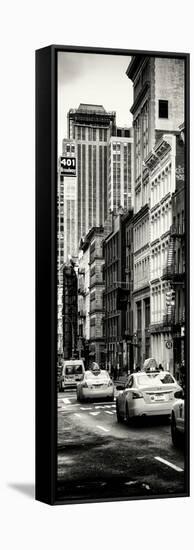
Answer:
67;103;116;242
57;139;77;271
108;127;133;213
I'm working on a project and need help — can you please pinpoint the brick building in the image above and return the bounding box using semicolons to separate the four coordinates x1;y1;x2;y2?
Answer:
124;210;134;372
103;211;131;375
78;217;112;367
170;126;185;381
62;264;78;360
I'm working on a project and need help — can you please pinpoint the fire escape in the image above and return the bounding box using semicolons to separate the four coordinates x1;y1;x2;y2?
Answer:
162;224;185;329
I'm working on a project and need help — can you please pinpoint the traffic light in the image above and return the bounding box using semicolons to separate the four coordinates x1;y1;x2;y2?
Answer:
166;289;175;307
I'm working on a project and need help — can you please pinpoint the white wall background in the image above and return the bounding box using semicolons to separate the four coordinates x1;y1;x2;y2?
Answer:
0;1;193;549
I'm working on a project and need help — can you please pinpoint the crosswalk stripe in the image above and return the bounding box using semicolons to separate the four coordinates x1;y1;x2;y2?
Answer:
155;456;183;472
105;411;114;415
96;425;110;432
62;398;71;404
90;412;100;416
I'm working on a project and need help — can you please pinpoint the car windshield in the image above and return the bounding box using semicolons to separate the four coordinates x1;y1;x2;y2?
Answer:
136;372;175;387
65;365;83;375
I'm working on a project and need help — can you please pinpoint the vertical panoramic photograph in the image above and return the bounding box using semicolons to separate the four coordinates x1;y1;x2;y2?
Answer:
56;50;188;502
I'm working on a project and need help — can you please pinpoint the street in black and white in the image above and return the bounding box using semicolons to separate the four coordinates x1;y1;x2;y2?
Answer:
57;387;185;500
57;52;187;500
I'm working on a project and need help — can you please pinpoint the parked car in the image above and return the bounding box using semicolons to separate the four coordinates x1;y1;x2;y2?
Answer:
116;371;182;423
171;389;185;446
77;368;114;402
61;359;85;391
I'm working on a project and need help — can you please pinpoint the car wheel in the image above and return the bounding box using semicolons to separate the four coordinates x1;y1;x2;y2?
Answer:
116;401;123;423
171;413;180;447
108;395;114;402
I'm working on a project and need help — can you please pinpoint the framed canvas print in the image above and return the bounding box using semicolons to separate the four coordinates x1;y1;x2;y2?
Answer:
36;45;190;505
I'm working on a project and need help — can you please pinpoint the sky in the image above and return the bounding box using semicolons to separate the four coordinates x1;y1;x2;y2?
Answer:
58;51;133;155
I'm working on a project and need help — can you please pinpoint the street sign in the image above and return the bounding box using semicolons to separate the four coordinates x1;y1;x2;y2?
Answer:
60;156;76;176
166;340;172;349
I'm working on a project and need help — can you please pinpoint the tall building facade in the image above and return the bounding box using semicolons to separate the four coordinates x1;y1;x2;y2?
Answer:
57;139;77;271
126;55;184;368
124;210;134;372
145;133;178;372
78;217;112;367
103;212;129;375
169;126;185;382
77;241;91;362
62;139;78;262
108;128;133;213
67;104;116;241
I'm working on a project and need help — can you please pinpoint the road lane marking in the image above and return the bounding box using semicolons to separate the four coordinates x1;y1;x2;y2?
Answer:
94;405;114;409
154;456;183;472
90;412;100;416
92;399;115;407
74;413;81;418
62;398;71;404
80;407;93;410
105;411;114;415
96;425;110;432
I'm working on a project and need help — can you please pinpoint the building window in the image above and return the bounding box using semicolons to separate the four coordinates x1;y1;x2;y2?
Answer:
158;100;168;119
145;298;150;328
137;301;142;330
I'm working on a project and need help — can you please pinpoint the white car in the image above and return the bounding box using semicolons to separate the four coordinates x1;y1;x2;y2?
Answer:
61;360;85;391
77;368;114;402
171;390;185;446
116;371;182;423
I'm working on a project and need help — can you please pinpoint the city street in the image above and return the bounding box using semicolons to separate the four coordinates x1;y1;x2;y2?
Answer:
57;387;185;501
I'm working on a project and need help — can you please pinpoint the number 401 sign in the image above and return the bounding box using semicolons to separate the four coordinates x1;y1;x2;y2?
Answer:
60;156;76;175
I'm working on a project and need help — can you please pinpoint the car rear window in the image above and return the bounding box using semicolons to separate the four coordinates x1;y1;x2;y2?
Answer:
65;365;83;375
137;372;175;386
157;372;175;384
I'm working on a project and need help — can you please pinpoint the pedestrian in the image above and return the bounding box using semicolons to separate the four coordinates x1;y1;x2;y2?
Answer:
159;363;164;371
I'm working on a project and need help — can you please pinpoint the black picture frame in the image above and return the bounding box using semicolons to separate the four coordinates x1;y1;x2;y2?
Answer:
36;45;190;506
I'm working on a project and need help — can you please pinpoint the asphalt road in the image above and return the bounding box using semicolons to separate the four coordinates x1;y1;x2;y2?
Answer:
57;389;186;502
